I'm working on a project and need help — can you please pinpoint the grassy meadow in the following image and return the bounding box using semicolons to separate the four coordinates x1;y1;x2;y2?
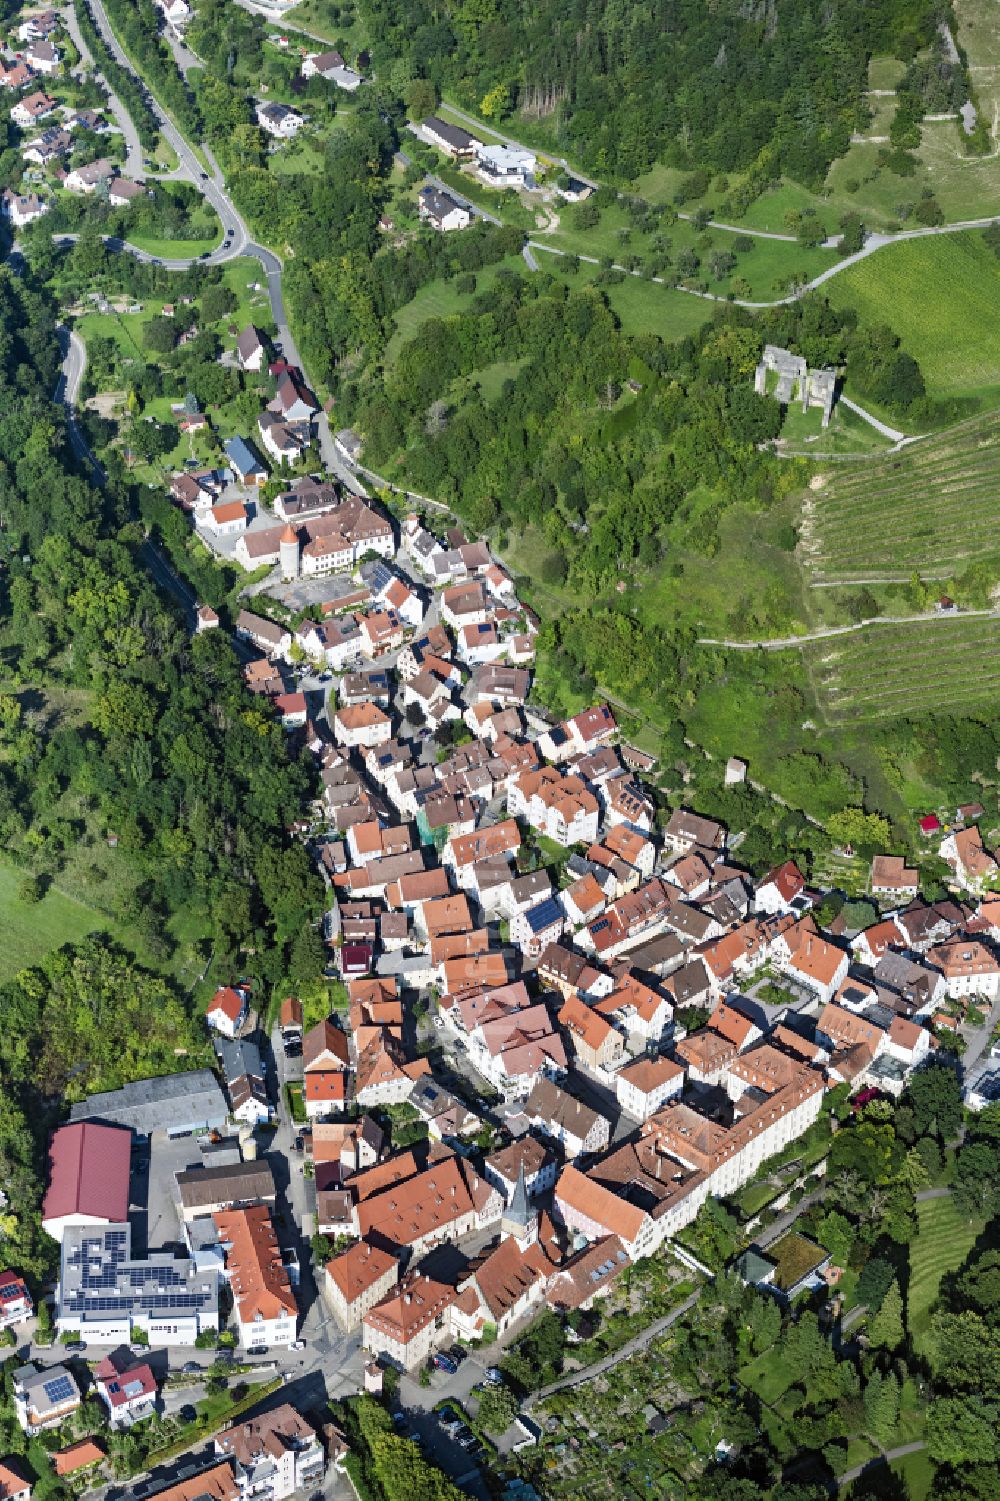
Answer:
824;231;1000;402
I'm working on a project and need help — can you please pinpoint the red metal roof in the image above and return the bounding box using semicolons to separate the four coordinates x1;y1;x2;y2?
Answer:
42;1122;131;1226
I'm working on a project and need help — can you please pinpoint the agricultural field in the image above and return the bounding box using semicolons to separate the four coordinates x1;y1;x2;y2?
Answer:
823;231;1000;402
907;1194;985;1352
802;410;1000;579
804;614;1000;725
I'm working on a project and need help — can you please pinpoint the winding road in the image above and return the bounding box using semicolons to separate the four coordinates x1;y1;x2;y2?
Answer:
54;0;365;493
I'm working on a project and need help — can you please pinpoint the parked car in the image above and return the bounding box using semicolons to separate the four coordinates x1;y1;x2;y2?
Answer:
433;1352;458;1374
290;1339;306;1351
485;1366;504;1385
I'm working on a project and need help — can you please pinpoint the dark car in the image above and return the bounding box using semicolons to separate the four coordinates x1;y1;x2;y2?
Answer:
63;1340;86;1351
433;1352;458;1374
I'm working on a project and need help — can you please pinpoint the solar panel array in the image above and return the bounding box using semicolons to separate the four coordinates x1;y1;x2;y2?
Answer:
61;1226;217;1319
42;1374;76;1404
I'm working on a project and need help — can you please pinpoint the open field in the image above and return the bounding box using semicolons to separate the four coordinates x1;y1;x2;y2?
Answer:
804;615;1000;724
0;860;127;982
907;1195;984;1350
824;232;1000;401
803;409;1000;578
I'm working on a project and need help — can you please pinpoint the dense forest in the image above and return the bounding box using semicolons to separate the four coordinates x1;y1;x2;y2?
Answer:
358;0;940;180
0;261;325;1280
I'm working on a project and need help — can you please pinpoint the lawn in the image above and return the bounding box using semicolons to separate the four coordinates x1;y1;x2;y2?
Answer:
824;231;1000;401
737;1349;796;1406
907;1193;984;1350
0;859;128;982
124;229;222;257
891;1444;935;1501
284;0;368;51
803;408;1000;579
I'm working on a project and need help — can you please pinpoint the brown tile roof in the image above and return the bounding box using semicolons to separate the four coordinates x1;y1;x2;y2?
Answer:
365;1270;455;1342
213;1205;297;1323
52;1442;106;1477
325;1240;398;1303
555;1164;647;1244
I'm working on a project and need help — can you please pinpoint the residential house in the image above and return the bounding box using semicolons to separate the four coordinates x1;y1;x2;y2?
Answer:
662;809;725;856
0;1273;32;1331
235;324;266;372
302;1019;351;1120
510;897;566;960
871;855;920;901
558;992;626;1073
236;609;292;659
25;37;60;74
256;101;303;137
475;142;536;188
940;825;999;891
1;189;47;227
928;939;1000;1000
64;157;114;193
616;1056;685;1121
0;1459;31;1500
213;1205;297;1351
334;702;392;750
215;1405;325;1500
13;1365;81;1435
109;178;145;206
223;436;267;487
421;116;481;159
94;1354;157;1429
12;91;56;128
524;1076;611;1159
204;500;248;537
205;985;248;1039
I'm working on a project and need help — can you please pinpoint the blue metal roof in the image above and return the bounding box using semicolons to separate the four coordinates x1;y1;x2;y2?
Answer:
224;436;265;474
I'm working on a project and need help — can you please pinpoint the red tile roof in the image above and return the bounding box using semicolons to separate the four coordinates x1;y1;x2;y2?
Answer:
43;1122;131;1226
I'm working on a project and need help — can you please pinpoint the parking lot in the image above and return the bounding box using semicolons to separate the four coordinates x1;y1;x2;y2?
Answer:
131;1132;218;1256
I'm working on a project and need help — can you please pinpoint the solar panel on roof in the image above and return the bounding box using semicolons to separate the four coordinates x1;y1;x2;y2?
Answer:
43;1375;75;1403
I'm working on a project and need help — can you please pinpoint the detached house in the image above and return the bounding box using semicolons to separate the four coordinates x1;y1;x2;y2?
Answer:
417;186;470;232
939;825;999;891
302;1019;351;1120
12;90;56;127
213;1204;297;1351
205;985;248;1038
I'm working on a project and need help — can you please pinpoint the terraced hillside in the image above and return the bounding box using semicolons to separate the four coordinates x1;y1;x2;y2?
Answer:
802;412;1000;581
804;614;1000;724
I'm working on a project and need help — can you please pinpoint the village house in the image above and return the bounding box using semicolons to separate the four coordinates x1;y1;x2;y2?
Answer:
213;1204;297;1351
94;1353;158;1429
662;808;725;857
324;1242;399;1332
871;854;920;901
13;1364;82;1435
558;992;626;1073
235;610;292;659
524;1076;610;1159
302;1019;351;1120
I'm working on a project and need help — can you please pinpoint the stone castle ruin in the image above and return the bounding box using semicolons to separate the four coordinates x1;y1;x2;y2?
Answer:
754;345;837;427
